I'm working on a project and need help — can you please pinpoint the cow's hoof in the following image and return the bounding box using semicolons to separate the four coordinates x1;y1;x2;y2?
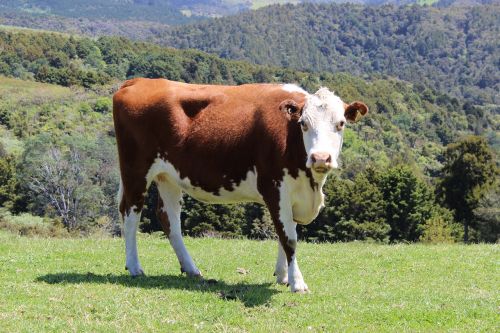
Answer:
293;288;310;294
274;270;288;285
187;271;203;278
290;281;309;293
126;266;145;277
181;267;202;278
275;274;288;285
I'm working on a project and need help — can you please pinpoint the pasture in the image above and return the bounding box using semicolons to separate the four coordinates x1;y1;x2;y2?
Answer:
0;230;497;332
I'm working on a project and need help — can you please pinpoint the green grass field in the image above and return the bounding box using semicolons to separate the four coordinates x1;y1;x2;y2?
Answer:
0;231;498;332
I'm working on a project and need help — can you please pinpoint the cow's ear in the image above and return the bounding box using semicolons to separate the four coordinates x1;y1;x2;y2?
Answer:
280;99;303;121
345;101;368;123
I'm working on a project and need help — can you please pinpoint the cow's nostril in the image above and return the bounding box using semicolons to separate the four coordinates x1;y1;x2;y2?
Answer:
326;155;332;163
311;155;317;163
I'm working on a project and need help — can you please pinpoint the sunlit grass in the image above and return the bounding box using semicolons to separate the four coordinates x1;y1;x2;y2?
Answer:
0;231;497;332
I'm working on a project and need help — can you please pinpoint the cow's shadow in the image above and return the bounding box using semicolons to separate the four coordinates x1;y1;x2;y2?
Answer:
36;272;280;307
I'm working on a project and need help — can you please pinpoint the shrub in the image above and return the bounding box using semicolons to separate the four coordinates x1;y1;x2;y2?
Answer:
0;209;68;237
93;97;112;113
419;216;455;244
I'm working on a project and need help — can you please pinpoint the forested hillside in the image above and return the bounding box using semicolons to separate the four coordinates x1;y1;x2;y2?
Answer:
0;12;172;41
160;3;500;106
0;0;193;24
3;2;498;109
0;27;497;242
0;0;451;24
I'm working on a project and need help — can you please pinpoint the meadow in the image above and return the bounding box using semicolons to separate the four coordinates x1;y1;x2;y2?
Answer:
0;230;497;332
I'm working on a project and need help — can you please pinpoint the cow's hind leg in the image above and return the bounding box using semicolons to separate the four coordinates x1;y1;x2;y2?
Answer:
156;177;201;277
119;180;146;276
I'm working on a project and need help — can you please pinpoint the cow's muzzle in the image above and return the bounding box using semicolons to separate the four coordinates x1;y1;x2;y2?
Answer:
310;152;334;173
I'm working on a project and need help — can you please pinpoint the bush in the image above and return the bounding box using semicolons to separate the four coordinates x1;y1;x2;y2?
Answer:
93;97;112;113
248;208;276;240
0;209;68;237
419;216;455;244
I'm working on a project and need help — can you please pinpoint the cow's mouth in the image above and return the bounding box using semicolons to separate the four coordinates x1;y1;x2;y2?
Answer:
312;166;331;174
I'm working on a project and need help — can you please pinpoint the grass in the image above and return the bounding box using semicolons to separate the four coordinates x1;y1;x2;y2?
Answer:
0;24;72;37
0;76;70;98
219;0;299;10
416;0;439;5
0;230;498;332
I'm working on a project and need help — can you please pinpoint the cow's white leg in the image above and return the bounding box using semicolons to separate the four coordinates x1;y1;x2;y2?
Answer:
282;220;308;293
275;243;288;284
124;207;144;276
278;186;308;293
157;180;201;277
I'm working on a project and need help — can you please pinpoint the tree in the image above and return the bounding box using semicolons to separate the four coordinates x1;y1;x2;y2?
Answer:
473;188;500;243
19;134;111;231
378;165;437;242
438;136;498;242
182;196;246;238
0;153;20;211
301;172;389;243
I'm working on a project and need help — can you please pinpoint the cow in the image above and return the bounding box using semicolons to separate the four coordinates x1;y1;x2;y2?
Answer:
113;78;368;293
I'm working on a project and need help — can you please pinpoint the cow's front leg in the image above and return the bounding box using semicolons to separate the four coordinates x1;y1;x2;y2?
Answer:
275;243;288;284
281;220;308;293
265;185;308;293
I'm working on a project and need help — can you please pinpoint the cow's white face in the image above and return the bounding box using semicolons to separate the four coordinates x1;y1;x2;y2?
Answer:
299;88;368;175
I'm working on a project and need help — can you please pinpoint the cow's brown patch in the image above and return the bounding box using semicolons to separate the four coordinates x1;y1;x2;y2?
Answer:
156;196;170;236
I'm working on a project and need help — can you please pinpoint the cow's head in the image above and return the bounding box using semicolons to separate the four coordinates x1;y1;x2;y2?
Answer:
298;88;368;175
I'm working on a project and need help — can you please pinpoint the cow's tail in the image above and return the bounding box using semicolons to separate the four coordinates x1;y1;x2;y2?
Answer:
117;178;124;220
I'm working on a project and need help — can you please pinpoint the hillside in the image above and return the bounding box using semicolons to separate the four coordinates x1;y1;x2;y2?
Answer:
0;11;173;41
0;231;498;331
2;0;486;26
3;2;497;109
0;27;497;242
0;1;429;24
159;3;500;106
0;0;193;24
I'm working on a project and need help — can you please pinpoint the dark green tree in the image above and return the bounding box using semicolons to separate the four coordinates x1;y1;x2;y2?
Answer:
0;153;20;211
182;196;246;238
378;165;437;242
439;136;498;242
473;188;499;243
301;172;389;242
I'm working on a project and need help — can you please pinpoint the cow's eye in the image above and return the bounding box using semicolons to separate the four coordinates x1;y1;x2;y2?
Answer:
336;120;345;131
299;120;308;132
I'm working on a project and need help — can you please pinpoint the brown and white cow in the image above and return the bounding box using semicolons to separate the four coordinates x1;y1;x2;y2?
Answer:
113;78;367;292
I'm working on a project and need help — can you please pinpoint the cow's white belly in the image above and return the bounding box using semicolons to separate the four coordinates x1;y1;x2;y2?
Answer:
146;157;264;204
146;158;325;223
182;169;263;204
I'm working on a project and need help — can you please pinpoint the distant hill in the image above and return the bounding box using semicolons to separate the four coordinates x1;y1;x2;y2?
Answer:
157;2;499;106
0;11;172;41
1;0;482;24
0;0;194;24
